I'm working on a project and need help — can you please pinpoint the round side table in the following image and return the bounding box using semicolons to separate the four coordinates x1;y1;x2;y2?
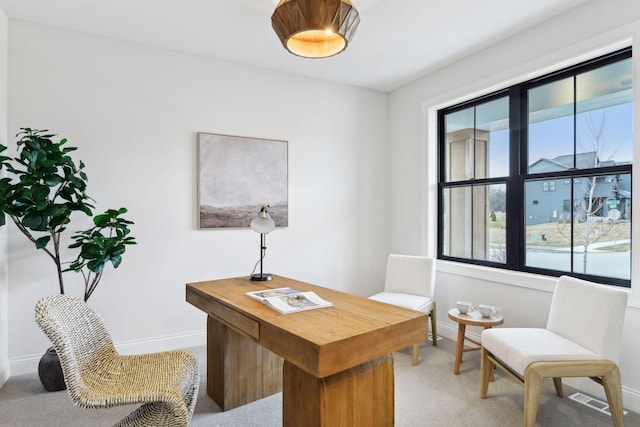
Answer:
447;308;504;376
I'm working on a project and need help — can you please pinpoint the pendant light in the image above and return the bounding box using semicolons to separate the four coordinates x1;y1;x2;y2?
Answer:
271;0;361;58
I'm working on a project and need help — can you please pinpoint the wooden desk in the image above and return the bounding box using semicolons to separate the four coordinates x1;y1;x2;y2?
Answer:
186;275;428;427
447;308;503;376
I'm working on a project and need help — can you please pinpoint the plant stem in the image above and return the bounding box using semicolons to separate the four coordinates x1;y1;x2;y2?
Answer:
11;216;65;293
85;271;102;301
52;232;64;295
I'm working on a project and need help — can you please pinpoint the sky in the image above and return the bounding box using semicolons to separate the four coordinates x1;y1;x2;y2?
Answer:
448;56;633;178
485;102;633;178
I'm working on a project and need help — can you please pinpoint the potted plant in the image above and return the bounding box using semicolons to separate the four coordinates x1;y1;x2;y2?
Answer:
0;128;136;390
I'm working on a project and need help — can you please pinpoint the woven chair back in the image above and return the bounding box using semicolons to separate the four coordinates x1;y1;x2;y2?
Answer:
35;294;117;397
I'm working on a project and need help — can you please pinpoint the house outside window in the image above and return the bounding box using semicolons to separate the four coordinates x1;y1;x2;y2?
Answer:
438;48;632;286
542;181;556;192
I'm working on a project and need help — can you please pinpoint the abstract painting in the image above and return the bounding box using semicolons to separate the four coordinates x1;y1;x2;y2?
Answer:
198;133;288;229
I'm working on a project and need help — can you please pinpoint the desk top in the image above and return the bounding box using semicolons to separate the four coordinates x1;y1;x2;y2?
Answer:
187;275;428;378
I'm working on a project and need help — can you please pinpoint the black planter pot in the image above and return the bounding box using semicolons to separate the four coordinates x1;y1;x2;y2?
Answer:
38;347;66;391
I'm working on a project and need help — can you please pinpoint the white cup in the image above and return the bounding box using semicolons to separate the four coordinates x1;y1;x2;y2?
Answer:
456;301;473;314
478;304;497;318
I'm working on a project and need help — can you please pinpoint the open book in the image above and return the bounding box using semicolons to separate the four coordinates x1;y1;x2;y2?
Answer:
246;287;333;314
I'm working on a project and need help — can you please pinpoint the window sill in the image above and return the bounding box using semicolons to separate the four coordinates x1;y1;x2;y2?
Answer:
435;260;640;309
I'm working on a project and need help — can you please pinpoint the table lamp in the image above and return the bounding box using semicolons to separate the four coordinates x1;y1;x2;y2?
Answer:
250;204;275;281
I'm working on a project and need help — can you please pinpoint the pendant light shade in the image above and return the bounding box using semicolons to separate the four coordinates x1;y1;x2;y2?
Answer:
271;0;361;59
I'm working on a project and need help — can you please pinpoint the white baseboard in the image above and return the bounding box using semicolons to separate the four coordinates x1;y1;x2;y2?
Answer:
0;358;9;388
9;329;206;376
435;321;640;414
8;352;41;377
115;329;206;355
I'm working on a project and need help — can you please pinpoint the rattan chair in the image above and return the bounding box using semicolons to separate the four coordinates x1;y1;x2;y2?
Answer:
480;275;628;427
369;254;437;365
35;294;200;426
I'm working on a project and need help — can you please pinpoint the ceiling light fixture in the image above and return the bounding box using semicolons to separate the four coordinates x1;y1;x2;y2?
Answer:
271;0;361;59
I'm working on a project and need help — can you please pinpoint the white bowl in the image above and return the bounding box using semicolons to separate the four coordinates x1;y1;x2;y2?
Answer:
478;304;496;318
456;301;473;314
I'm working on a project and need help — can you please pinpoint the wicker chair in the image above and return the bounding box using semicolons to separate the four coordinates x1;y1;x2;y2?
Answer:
35;294;200;426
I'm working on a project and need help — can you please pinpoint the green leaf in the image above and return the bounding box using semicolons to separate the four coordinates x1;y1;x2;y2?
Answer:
35;235;50;249
80;243;102;259
22;213;46;230
44;175;63;186
78;204;93;216
111;255;122;268
93;213;110;226
111;244;126;257
86;259;105;273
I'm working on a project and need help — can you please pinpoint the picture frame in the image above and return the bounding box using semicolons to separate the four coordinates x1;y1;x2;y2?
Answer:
197;132;288;229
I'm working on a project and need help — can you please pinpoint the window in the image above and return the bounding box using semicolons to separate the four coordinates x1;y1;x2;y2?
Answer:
438;48;632;287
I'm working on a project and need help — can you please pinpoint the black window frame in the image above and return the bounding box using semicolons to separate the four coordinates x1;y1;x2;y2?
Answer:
437;47;632;288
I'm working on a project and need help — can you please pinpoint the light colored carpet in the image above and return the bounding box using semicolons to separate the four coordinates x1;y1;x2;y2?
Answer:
0;338;638;426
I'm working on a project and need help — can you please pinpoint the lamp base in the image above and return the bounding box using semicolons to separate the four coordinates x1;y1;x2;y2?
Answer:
251;273;273;281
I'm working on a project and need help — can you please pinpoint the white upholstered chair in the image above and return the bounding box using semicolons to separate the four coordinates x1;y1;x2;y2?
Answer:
35;294;200;427
480;275;628;427
369;254;437;365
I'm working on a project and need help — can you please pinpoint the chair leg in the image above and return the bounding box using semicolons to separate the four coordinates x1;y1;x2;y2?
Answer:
523;366;544;427
552;377;563;397
601;367;625;427
430;306;437;346
480;347;492;399
410;313;428;366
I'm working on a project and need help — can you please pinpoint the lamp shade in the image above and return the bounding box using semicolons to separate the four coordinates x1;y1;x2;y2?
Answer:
250;206;275;234
271;0;360;58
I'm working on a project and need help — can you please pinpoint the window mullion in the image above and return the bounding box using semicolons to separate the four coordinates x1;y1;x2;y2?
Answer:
510;86;524;270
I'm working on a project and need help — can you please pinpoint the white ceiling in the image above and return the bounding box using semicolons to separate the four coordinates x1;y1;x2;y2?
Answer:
0;0;589;92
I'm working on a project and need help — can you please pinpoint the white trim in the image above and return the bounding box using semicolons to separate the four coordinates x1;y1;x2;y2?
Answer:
0;359;9;387
436;260;638;308
9;330;206;376
115;329;205;355
421;25;639;303
422;35;632;115
436;260;557;292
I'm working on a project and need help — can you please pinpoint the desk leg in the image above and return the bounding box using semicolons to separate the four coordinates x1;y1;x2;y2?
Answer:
207;315;282;411
454;323;466;374
283;354;394;427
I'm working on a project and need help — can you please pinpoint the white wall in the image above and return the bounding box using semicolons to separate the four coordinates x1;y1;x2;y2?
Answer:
0;6;9;388
6;20;389;372
388;0;640;412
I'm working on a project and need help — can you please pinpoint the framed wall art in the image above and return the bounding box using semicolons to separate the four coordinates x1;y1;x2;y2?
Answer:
197;133;288;229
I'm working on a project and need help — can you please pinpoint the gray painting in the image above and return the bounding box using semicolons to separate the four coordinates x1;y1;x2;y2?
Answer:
198;133;288;229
